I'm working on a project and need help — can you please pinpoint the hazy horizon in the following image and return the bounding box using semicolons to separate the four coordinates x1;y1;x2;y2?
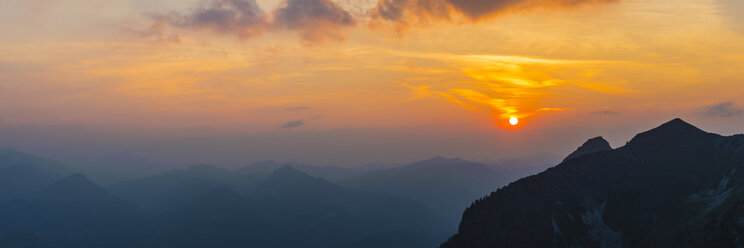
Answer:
2;0;743;167
1;116;742;168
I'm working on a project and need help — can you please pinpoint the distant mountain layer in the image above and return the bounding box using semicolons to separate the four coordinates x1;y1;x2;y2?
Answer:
341;156;510;228
0;152;449;248
0;148;70;201
0;173;141;248
0;142;552;247
442;118;744;247
237;160;367;182
63;151;166;185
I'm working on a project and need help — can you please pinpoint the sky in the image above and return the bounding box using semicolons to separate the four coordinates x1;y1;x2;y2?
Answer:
1;0;743;167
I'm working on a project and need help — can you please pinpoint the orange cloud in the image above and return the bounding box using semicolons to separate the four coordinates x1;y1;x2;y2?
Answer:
395;53;628;125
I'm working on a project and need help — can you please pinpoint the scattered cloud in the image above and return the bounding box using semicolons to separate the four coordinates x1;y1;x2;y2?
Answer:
272;0;357;42
137;0;622;42
140;0;356;43
281;120;304;128
703;102;742;117
162;0;268;39
369;0;620;31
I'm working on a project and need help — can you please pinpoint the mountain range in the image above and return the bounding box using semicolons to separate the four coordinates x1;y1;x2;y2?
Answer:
340;156;511;228
442;118;744;247
0;150;454;247
2;118;735;247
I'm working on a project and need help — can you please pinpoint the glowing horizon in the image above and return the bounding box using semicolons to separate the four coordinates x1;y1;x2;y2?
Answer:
1;0;743;166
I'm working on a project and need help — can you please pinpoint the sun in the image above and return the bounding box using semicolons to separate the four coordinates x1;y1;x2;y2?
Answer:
509;117;519;126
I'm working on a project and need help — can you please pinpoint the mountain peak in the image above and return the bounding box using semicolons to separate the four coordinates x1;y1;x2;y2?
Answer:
627;118;711;147
562;136;612;163
262;165;316;185
258;165;343;198
40;173;107;200
413;156;468;166
659;118;698;130
647;118;707;136
273;165;305;176
47;174;98;189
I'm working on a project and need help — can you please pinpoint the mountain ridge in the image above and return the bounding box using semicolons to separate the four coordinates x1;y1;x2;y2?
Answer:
340;156;509;229
441;118;744;247
562;136;612;163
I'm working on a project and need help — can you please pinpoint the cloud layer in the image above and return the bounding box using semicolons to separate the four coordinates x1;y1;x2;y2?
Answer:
148;0;357;42
179;0;267;39
273;0;357;42
369;0;619;29
144;0;622;42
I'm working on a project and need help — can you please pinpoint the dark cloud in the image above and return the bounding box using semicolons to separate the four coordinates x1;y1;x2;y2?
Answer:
369;0;449;28
143;0;357;43
281;120;305;128
272;0;357;42
591;110;619;115
370;0;620;29
175;0;267;39
703;102;743;117
449;0;619;20
141;0;618;42
137;0;267;41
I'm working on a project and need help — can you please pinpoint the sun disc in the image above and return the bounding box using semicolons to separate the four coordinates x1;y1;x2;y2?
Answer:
509;117;519;126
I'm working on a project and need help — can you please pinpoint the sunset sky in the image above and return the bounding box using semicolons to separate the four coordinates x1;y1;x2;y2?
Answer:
1;0;743;167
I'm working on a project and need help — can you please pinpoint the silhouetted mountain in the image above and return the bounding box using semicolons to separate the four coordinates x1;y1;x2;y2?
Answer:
256;165;347;199
442;118;744;247
65;151;166;184
238;160;364;182
0;148;70;201
354;162;400;172
341;156;510;228
251;165;449;248
105;164;448;247
108;164;237;211
36;174;108;203
562;136;612;163
0;174;142;247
